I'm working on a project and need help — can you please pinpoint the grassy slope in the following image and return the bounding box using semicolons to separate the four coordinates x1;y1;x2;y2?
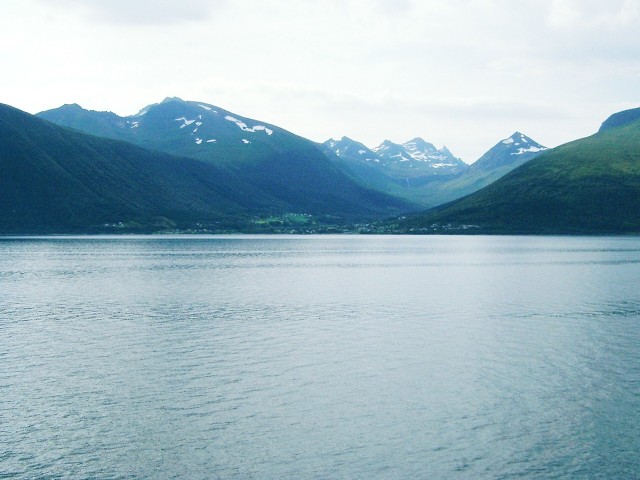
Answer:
39;101;414;219
0;104;265;233
400;119;640;233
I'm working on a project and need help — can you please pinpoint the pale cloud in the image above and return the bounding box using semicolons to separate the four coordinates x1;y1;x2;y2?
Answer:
3;0;639;161
548;0;640;28
34;0;227;25
369;0;414;14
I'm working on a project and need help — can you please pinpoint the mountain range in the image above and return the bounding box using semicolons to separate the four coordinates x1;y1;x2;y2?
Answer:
2;96;639;234
2;101;414;233
325;132;547;207
36;98;413;224
324;136;465;180
40;99;546;212
396;108;640;233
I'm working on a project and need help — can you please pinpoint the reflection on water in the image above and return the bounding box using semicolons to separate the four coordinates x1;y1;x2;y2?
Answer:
1;235;639;478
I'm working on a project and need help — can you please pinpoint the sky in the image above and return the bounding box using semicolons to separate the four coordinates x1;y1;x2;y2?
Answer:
1;0;639;162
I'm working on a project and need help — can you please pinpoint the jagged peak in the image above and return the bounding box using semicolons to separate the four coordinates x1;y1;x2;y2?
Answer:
502;131;540;146
404;137;431;146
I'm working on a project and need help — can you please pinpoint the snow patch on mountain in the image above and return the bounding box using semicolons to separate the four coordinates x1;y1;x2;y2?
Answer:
501;132;548;156
328;136;465;174
253;125;273;136
175;117;196;128
512;146;545;155
225;116;273;136
401;138;461;166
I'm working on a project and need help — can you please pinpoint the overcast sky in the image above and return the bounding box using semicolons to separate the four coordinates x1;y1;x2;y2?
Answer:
2;0;639;161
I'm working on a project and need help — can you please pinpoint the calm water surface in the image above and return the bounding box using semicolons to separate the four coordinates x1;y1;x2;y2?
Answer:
1;235;639;479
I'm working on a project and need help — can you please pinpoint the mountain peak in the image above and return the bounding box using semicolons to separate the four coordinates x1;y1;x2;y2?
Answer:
599;107;640;132
161;96;185;104
62;103;84;110
471;131;547;173
501;132;540;147
403;118;640;233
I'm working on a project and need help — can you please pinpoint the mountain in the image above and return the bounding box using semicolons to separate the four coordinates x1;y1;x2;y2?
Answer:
468;132;547;174
424;132;548;204
37;98;413;219
40;97;289;164
0;103;262;233
324;136;466;179
324;137;381;164
324;132;546;208
386;138;467;175
396;112;640;234
599;107;640;132
34;103;133;142
373;140;414;164
323;136;469;206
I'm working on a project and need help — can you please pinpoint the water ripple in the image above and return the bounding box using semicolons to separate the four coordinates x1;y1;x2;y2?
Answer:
1;235;640;479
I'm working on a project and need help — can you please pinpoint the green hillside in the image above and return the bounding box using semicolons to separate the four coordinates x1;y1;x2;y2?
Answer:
38;99;414;219
0;104;266;233
396;115;640;234
599;107;640;132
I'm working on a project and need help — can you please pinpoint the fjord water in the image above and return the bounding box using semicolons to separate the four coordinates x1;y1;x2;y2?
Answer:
1;236;639;479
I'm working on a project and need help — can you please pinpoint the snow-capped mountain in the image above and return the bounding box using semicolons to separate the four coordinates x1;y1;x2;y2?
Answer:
324;136;467;178
501;132;546;155
468;131;547;174
324;137;381;164
372;140;414;163
38;97;283;156
396;138;467;174
324;131;547;208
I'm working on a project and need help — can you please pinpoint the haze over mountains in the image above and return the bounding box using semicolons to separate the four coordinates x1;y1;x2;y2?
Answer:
1;96;638;234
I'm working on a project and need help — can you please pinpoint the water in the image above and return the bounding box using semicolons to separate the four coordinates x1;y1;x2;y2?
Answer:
1;235;639;479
